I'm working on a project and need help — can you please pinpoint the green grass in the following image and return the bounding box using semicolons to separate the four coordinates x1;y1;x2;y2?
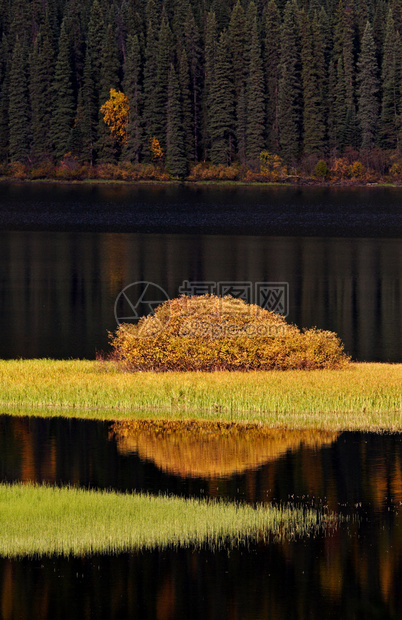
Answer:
0;483;339;557
0;359;400;430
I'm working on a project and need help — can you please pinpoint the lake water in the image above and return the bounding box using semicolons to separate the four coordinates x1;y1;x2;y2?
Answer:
0;183;401;361
0;415;401;619
0;183;401;618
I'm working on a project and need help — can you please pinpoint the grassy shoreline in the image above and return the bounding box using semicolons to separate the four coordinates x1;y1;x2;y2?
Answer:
0;359;400;431
0;483;339;557
0;175;401;188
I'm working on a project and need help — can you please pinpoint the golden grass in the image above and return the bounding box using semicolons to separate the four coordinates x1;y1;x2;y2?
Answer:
0;359;400;430
0;483;340;557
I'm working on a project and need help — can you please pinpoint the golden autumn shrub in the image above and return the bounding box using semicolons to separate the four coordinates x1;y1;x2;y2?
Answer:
109;295;349;371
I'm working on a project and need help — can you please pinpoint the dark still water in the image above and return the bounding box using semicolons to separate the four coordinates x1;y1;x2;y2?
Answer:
0;415;401;619
0;183;401;361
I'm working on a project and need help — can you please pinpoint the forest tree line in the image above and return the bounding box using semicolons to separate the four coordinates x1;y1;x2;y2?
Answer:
1;0;402;179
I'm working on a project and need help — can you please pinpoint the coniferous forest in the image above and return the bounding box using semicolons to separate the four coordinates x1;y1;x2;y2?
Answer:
2;0;402;181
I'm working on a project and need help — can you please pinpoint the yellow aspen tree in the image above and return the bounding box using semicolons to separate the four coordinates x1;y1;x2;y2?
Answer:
150;136;163;161
100;89;129;143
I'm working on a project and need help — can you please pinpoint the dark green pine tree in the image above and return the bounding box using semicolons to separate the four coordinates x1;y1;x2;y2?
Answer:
202;10;217;160
74;51;97;163
121;0;145;52
228;0;247;163
98;20;120;162
342;3;359;147
277;0;302;163
0;34;11;162
142;17;158;154
122;34;142;162
30;18;56;160
178;48;193;163
9;0;30;44
373;0;387;61
264;0;281;152
209;29;235;165
145;0;160;36
64;0;86;91
357;21;379;150
246;13;265;162
31;0;45;37
166;63;187;177
172;0;189;39
86;0;105;91
184;3;200;162
51;20;75;161
380;10;399;149
153;11;174;151
8;37;30;161
301;10;326;155
390;0;402;36
333;56;347;148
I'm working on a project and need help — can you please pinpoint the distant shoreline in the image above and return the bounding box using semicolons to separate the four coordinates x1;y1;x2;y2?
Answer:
0;175;401;189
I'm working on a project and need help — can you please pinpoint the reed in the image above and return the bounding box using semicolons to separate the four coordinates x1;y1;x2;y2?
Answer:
0;360;400;430
0;483;339;557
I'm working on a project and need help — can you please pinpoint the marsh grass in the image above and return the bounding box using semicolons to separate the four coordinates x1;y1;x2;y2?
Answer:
0;483;340;557
0;360;400;430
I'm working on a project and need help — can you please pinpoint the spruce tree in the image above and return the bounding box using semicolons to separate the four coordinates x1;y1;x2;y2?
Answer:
228;0;247;162
76;51;97;163
301;10;326;155
9;37;30;161
30;18;55;159
166;63;187;177
98;21;120;162
51;20;75;161
184;4;200;161
209;29;235;165
264;0;281;151
179;48;193;162
87;0;105;88
0;34;10;162
202;10;217;160
278;0;302;163
153;12;174;151
246;14;265;162
333;56;347;148
123;34;142;162
142;17;158;154
357;21;379;150
380;10;399;149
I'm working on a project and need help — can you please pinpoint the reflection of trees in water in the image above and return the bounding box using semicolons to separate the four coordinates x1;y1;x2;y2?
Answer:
110;420;339;478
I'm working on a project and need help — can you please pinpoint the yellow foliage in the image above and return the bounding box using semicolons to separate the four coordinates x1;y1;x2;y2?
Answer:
109;294;350;371
100;89;129;143
150;136;163;160
349;160;364;178
259;151;287;179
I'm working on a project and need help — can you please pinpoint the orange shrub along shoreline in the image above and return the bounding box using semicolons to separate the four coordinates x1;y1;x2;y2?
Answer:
2;151;402;186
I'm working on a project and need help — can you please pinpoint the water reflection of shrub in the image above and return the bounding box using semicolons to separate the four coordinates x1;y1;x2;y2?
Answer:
110;421;339;478
109;295;349;371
